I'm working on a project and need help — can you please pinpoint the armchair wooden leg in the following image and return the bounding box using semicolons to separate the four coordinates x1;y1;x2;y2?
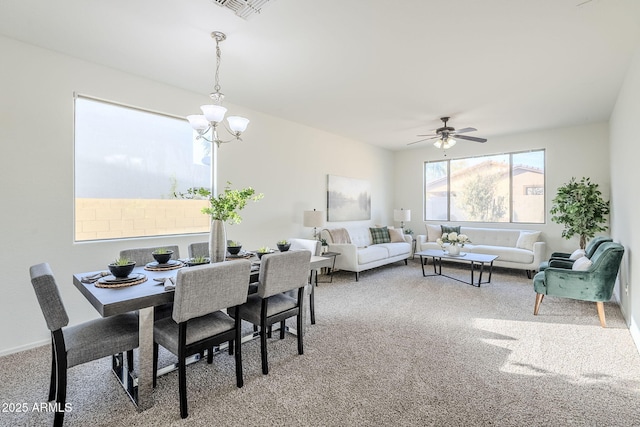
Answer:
534;293;544;315
596;302;606;328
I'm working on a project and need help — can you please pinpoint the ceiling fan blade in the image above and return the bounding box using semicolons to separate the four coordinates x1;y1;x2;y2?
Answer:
416;134;437;137
455;134;487;143
452;127;477;134
407;137;437;145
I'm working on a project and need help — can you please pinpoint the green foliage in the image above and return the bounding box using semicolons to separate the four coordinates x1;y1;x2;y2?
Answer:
550;177;610;249
175;182;263;224
152;247;170;254
112;257;132;266
277;239;289;245
460;173;507;222
227;240;241;247
257;246;271;253
191;255;208;263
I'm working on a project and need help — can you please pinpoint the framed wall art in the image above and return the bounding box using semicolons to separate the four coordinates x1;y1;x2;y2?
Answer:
327;175;371;221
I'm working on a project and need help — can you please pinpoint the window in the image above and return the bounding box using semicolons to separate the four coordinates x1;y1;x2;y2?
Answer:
424;150;545;223
74;95;211;241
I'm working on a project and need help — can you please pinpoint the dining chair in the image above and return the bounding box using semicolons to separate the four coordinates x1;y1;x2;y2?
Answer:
29;263;139;427
119;245;180;265
152;260;251;419
236;250;311;375
289;238;322;324
187;241;208;258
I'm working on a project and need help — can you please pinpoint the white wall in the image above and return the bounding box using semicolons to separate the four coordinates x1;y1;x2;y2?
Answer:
610;44;640;344
393;122;611;258
0;36;393;355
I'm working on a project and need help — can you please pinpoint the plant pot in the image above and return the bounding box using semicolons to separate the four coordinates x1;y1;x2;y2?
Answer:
152;250;174;264
227;245;242;255
277;243;291;252
108;262;136;278
256;250;272;260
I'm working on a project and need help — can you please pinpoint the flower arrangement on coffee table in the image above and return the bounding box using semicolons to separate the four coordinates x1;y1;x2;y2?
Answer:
436;232;471;255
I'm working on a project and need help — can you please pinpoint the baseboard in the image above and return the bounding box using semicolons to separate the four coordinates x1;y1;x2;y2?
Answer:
0;339;48;357
630;317;640;355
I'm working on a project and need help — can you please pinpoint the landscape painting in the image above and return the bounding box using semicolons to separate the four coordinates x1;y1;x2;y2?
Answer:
327;175;371;221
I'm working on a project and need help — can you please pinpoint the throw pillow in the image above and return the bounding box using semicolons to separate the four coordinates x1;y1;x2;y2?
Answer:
516;231;541;251
569;248;586;260
572;256;593;271
370;227;391;244
441;225;461;235
388;227;405;243
426;224;442;242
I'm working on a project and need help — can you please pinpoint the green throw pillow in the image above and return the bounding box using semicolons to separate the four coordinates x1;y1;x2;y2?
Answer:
370;227;391;244
441;225;461;234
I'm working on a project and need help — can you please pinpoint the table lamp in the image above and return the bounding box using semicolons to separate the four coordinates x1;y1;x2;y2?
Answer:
303;209;326;239
393;208;411;231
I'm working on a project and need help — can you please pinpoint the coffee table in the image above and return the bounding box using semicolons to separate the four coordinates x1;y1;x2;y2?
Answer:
416;249;498;287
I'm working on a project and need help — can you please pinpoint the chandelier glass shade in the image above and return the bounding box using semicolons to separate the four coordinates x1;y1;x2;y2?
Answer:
187;31;249;147
433;136;456;150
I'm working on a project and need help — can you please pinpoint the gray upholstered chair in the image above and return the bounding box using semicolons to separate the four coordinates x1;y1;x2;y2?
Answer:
119;245;180;265
152;260;251;419
289;238;322;324
187;241;208;258
236;250;311;375
29;263;139;427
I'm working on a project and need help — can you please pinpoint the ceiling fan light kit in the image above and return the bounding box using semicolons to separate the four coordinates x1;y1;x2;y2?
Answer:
409;116;487;150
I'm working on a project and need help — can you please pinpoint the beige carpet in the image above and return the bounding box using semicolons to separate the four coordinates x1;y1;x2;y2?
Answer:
2;260;640;426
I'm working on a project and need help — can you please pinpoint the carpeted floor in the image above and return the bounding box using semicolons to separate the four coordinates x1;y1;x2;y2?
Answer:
2;259;640;426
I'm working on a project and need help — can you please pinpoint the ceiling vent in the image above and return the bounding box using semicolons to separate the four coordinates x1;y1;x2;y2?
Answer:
211;0;274;20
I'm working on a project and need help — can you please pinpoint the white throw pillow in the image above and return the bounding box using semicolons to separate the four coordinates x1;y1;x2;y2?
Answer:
388;228;405;243
572;256;593;271
516;231;541;251
569;249;586;260
426;224;442;242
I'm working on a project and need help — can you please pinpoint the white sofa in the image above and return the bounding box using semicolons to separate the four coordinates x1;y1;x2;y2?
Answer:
417;224;545;277
320;226;412;281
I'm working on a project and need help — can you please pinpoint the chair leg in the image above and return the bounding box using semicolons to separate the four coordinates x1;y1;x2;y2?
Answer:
207;348;213;364
127;350;134;373
527;270;533;279
48;339;56;402
228;340;234;355
297;313;304;355
152;343;158;388
260;324;269;375
279;320;286;339
234;311;243;388
178;355;188;419
596;302;607;328
534;293;544;315
355;272;359;281
53;341;67;427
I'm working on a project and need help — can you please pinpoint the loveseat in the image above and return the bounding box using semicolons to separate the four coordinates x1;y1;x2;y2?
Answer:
320;226;412;281
417;224;545;277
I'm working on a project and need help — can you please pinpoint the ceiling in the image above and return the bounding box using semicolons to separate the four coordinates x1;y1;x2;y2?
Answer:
1;0;639;150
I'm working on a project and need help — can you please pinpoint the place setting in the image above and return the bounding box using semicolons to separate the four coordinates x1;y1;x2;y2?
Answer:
144;249;184;271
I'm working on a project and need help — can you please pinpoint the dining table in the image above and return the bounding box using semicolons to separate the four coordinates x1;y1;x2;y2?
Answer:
72;253;332;411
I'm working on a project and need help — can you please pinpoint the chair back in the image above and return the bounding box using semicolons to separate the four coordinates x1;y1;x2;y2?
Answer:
172;260;251;324
585;236;612;259
257;250;311;298
188;242;209;258
29;263;69;331
119;245;180;265
288;238;321;256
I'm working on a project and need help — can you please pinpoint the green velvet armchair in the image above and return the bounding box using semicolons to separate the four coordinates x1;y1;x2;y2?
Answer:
533;242;624;327
538;236;612;271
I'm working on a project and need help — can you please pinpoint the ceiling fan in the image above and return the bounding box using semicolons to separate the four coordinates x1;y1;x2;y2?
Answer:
408;117;487;149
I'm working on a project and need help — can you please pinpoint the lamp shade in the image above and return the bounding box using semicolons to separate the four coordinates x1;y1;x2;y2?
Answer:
394;209;411;222
186;114;210;131
200;104;227;123
227;116;250;133
303;210;326;228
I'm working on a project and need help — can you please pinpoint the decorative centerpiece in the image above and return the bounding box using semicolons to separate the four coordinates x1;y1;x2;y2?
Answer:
108;257;136;278
256;246;273;259
152;248;174;264
176;183;263;263
227;240;243;255
277;240;291;252
436;232;470;256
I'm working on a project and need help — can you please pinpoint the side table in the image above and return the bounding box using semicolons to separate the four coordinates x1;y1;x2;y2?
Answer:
317;251;340;284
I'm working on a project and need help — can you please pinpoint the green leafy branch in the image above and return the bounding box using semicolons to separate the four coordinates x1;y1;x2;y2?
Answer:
176;182;263;224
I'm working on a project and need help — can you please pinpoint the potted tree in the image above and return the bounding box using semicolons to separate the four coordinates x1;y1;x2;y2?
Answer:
178;183;263;263
550;177;610;249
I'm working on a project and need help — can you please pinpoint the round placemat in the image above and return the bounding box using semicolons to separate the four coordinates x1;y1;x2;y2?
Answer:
144;261;184;271
95;274;148;288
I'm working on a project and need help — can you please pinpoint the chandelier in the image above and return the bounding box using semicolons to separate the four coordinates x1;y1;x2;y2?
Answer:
187;31;249;147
